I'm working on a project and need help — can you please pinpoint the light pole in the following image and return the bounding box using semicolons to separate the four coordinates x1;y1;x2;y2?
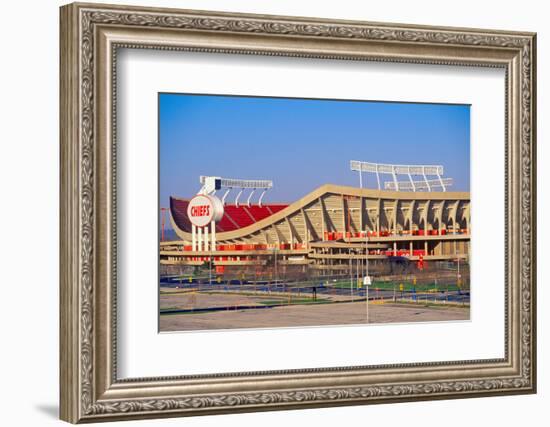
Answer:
209;253;212;286
365;231;370;323
273;247;279;291
208;231;213;287
365;231;370;278
348;248;353;301
355;252;361;300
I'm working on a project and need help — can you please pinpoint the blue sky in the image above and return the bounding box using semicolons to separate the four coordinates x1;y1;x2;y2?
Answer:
159;93;470;210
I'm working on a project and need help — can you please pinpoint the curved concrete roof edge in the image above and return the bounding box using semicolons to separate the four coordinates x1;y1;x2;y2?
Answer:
170;184;470;242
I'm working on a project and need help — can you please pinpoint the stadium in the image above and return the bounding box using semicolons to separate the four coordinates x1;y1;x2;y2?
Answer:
160;161;470;277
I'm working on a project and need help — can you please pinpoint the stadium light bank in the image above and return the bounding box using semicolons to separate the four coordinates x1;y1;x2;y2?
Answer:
349;160;451;192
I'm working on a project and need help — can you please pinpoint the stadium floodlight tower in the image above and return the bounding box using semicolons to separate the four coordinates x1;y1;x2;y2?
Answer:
349;160;448;192
199;175;274;207
384;177;453;192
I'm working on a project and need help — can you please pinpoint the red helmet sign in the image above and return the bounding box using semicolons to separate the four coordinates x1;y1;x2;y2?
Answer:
187;194;224;227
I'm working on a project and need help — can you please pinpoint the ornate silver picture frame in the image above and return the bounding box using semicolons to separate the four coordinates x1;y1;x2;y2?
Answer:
60;2;536;423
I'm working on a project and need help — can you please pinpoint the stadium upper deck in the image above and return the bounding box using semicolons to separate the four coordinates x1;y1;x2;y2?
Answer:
170;197;289;233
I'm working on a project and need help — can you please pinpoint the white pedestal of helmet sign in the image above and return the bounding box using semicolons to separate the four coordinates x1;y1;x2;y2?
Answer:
191;222;217;252
187;194;224;252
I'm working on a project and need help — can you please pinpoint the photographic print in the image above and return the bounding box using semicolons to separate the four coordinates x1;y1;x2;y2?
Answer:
60;5;536;420
159;94;471;332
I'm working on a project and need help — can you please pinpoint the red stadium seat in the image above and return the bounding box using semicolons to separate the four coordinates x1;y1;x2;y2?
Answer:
170;197;288;233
